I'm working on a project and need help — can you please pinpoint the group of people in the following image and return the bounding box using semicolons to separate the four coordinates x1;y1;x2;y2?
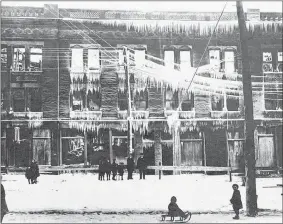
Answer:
98;158;123;181
98;153;148;181
25;160;40;184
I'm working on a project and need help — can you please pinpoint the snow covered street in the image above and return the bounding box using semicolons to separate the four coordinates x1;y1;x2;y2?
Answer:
3;212;283;223
1;173;282;223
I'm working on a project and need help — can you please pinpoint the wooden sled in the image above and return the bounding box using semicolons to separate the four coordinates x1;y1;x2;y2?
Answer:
161;212;192;223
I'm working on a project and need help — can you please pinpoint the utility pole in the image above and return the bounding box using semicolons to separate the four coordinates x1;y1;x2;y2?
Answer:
123;47;133;156
236;1;258;217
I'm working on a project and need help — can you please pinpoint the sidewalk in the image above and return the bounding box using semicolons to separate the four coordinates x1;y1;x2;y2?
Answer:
2;173;282;214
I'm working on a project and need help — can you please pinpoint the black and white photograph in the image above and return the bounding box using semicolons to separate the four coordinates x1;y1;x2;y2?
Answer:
0;0;282;223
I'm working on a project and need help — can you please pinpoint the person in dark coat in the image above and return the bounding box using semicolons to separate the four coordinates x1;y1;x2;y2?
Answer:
168;196;190;220
230;184;243;220
30;160;40;184
98;158;105;181
117;162;125;180
1;175;9;223
126;155;135;180
136;153;147;180
25;167;33;184
111;159;118;181
105;159;111;181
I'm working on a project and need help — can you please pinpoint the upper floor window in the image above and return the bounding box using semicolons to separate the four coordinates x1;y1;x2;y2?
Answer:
118;91;128;111
134;90;148;111
164;50;175;69
88;48;100;70
87;90;100;111
134;49;146;68
12;46;42;71
224;50;235;74
211;93;239;111
262;45;282;72
71;47;84;72
30;48;42;71
12;88;42;112
209;46;237;73
1;45;7;71
209;49;221;71
180;92;194;111
227;95;239;111
71;91;84;111
180;49;192;72
164;88;178;110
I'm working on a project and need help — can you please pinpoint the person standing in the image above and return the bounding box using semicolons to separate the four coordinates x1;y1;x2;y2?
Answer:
111;159;118;181
126;154;135;180
230;184;243;220
117;162;125;180
30;160;39;184
136;153;147;180
1;175;9;223
105;159;111;181
98;158;103;181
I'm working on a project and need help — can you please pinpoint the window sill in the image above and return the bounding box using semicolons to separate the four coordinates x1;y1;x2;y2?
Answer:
164;110;196;119
11;71;43;74
210;110;241;119
132;110;149;119
263;110;282;118
69;110;102;120
12;111;43;119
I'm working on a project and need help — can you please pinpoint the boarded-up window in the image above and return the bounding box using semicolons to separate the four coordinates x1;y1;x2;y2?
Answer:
181;141;203;166
135;49;145;68
88;49;100;70
71;48;84;72
209;49;220;71
181;92;194;111
164;50;174;69
224;51;235;73
256;136;275;167
180;50;191;71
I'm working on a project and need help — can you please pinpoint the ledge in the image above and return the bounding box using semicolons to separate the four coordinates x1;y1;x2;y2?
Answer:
210;110;242;119
69;111;102;120
263;110;282;118
12;111;43;119
132;110;149;119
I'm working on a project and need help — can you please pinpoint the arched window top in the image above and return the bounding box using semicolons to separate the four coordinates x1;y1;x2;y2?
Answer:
179;45;192;51
163;45;176;51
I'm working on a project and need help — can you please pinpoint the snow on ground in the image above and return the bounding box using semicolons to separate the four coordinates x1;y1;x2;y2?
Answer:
3;213;283;223
1;173;282;214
